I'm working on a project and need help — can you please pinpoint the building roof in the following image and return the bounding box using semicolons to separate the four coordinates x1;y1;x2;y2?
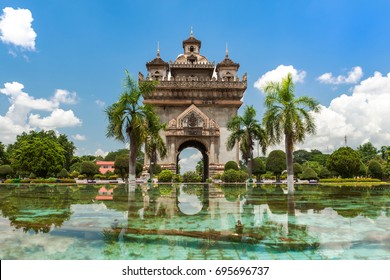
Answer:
182;35;201;48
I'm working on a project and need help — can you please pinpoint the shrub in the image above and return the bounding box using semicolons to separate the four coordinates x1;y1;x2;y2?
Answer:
109;175;118;180
221;169;248;182
57;168;69;178
94;174;103;180
58;178;76;183
158;169;174;182
172;174;182;183
319;178;381;183
78;174;86;180
182;171;202;182
368;160;383;179
300;168;318;180
212;173;222;180
224;161;239;171
0;165;14;178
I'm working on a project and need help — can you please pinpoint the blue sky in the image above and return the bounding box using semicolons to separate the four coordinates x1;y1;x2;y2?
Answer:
1;0;390;171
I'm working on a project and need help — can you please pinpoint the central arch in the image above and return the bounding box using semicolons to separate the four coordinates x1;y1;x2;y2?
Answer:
177;140;209;181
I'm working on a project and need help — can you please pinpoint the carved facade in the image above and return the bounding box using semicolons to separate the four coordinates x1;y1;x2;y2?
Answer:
140;32;247;177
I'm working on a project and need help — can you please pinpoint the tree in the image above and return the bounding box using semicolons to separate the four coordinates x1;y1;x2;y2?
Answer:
105;71;158;183
196;160;204;176
57;168;69;178
300;168;318;180
252;157;266;180
293;149;312;164
104;149;129;161
368;160;383;179
224;161;239;171
266;150;286;182
80;161;99;179
57;134;76;170
293;162;303;180
0;142;9;165
357;142;379;163
327;147;361;178
226;105;267;179
114;154;129;181
0;165;13;178
145;115;167;180
263;73;320;193
8;130;65;178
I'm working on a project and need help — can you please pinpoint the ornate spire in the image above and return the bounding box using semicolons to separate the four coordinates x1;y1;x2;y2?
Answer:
225;42;229;58
190;26;193;37
157;41;160;57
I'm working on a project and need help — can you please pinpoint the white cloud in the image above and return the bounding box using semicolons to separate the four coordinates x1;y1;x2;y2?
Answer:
29;108;81;129
52;89;78;105
95;99;105;107
317;66;363;84
179;149;202;173
95;148;108;157
72;134;86;141
254;65;306;92
0;81;81;144
0;7;36;51
304;71;390;152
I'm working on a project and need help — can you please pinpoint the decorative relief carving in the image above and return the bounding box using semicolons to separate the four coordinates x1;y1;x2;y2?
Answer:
166;105;220;137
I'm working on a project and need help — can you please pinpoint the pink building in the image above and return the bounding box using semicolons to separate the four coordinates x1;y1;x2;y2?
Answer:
96;161;115;174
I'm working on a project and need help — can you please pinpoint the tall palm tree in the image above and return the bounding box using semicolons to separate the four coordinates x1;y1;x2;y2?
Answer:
145;115;167;180
227;105;267;179
262;73;320;193
105;70;158;183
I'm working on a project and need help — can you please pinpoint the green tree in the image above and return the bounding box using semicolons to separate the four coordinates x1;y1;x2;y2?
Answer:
57;168;69;178
379;145;390;161
293;149;312;164
0;142;9;165
252;157;266;180
114;154;129;181
196;160;204;176
145;115;167;180
224;160;239;171
105;71;158;183
300;167;318;180
57;134;76;170
9;130;65;177
226;105;267;179
266;150;286;182
357;142;378;163
0;165;13;178
182;171;202;182
368;160;383;179
319;166;331;179
80;161;99;179
104;149;129;161
293;162;303;180
327;147;361;178
263;73;320;193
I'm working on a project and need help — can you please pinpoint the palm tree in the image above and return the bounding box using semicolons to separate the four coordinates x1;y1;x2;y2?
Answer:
262;73;320;193
227;105;267;179
145;115;167;181
105;70;158;183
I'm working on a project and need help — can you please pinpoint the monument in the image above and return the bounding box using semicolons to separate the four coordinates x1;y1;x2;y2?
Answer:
139;31;247;179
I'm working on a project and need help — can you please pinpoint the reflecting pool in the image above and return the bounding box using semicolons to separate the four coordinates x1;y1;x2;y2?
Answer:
0;183;389;260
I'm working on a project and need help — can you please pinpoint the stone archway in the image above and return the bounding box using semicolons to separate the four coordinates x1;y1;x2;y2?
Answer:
177;140;209;181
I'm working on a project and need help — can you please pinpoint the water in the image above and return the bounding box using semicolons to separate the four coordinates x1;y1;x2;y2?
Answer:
0;183;389;260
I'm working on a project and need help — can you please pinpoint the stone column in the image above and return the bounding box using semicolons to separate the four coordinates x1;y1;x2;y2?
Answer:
209;138;215;163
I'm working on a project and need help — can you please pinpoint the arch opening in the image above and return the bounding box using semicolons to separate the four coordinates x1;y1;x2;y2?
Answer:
177;140;209;181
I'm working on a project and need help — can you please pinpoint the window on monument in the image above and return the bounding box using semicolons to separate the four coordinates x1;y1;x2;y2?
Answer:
190;46;194;52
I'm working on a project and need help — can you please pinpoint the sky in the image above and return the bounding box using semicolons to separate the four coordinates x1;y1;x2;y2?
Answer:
1;0;390;173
